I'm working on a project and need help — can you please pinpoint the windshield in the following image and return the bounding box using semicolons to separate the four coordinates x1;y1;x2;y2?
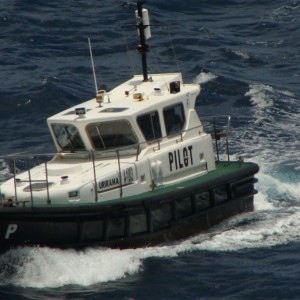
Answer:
86;120;138;150
52;124;85;151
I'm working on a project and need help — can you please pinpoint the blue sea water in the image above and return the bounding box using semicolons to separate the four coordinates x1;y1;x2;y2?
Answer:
0;0;300;299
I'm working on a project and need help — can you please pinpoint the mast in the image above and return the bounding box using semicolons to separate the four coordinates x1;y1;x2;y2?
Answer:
136;0;150;81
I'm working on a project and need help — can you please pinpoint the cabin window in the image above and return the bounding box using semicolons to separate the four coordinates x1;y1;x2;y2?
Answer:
86;120;138;150
52;124;85;151
163;103;185;136
137;111;162;142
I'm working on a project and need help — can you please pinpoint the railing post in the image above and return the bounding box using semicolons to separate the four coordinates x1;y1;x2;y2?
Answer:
91;151;98;202
153;139;160;152
226;116;231;163
13;159;18;203
117;150;123;197
213;117;220;162
44;160;51;204
27;158;33;207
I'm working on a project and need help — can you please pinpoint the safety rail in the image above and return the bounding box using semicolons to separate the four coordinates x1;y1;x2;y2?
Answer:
201;115;232;162
0;115;232;208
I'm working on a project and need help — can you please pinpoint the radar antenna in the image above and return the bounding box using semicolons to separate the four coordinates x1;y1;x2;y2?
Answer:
88;37;98;94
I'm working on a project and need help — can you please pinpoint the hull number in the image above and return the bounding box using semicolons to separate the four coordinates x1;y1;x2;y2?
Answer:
98;167;134;189
123;167;134;184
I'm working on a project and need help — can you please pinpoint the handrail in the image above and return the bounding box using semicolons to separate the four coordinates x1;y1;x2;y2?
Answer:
0;115;232;207
201;114;232;162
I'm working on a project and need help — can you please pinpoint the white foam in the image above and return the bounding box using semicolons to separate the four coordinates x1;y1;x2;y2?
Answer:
254;190;275;211
194;208;300;251
245;83;274;109
232;49;250;60
0;243;200;288
193;71;217;84
0;247;142;288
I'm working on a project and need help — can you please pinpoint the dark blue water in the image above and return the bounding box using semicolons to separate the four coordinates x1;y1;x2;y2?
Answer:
0;0;300;299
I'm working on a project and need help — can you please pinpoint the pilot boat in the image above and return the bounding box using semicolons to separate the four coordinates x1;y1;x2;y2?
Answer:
0;1;259;252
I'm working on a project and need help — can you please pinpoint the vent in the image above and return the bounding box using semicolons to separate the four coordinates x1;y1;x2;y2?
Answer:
100;108;128;113
23;182;54;192
63;109;91;116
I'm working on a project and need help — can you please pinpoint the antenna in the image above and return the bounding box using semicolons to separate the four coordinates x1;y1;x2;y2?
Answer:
88;37;98;94
136;0;151;82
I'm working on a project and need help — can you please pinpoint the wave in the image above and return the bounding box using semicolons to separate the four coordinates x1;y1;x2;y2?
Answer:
245;83;274;109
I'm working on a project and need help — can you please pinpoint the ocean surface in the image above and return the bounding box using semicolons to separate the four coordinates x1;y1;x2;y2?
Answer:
0;0;300;299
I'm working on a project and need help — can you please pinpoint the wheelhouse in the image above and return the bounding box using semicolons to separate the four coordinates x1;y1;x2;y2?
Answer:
49;102;188;154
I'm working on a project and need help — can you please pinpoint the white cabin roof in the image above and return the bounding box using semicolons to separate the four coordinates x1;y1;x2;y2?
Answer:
47;73;200;124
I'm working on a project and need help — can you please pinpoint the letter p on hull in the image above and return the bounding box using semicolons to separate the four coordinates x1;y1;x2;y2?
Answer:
5;224;18;239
